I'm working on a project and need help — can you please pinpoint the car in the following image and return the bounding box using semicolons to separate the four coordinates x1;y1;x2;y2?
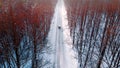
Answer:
58;25;61;29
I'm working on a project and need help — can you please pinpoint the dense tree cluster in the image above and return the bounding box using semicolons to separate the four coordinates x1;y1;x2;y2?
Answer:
65;0;120;68
0;0;56;68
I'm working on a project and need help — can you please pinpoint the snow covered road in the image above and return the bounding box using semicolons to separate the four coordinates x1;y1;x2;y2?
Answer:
46;0;78;68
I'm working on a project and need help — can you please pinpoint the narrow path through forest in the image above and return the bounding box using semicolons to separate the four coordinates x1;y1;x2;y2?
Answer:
46;0;78;68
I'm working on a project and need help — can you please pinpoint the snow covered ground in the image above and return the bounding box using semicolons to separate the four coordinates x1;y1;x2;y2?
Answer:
45;0;78;68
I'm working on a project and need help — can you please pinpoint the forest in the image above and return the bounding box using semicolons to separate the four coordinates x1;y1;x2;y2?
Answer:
0;0;120;68
0;0;56;68
65;0;120;68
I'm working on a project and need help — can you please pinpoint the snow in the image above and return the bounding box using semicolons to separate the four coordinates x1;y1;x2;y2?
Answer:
45;0;78;68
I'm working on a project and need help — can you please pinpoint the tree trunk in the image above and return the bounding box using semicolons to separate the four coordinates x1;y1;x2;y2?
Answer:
15;48;20;68
32;33;37;68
